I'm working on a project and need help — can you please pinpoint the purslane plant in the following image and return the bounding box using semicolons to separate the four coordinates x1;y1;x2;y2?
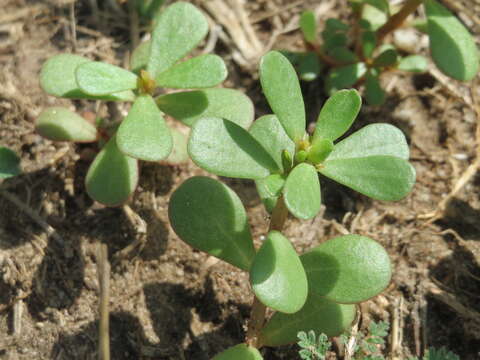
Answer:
36;2;253;206
289;0;479;105
0;147;21;179
168;50;416;358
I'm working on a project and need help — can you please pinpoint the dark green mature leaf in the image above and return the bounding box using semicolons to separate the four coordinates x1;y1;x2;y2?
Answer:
373;48;398;67
213;344;263;360
249;115;295;172
320;155;415;201
250;231;308;313
298;52;322;81
164;128;188;164
136;0;165;19
130;40;151;73
329;47;359;64
313;89;361;143
0;147;21;179
147;2;208;77
76;62;138;96
116;95;172;161
40;54;135;101
300;11;317;44
365;71;386;106
325;63;367;95
398;55;428;72
168;176;255;271
36;107;98;142
283;163;321;220
301;234;391;303
188;117;278;179
258;294;356;346
85;136;138;206
362;31;377;59
425;0;479;81
260;51;306;142
156;88;254;128
155;54;227;88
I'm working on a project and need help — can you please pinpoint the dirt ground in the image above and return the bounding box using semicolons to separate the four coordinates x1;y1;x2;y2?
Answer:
1;0;480;359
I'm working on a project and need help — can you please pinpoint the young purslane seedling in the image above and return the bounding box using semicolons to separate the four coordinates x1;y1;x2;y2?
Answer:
36;2;253;206
0;147;21;180
290;0;479;105
168;50;416;359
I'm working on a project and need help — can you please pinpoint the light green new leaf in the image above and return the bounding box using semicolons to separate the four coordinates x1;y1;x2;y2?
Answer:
373;48;398;67
398;55;428;73
188;117;278;179
130;40;151;73
258;294;356;347
327;123;410;160
255;174;285;214
307;138;334;164
301;234;391;303
76;62;138;96
164;128;189;164
36;107;98;142
362;3;387;30
156;88;254;128
212;344;263;360
155;54;227;89
249;115;295;172
300;11;317;44
365;71;386;106
313;89;361;143
147;2;208;77
116;95;172;161
325;63;367;95
260;51;306;142
364;0;389;13
85;136;138;206
168;176;255;271
250;231;308;313
425;0;479;81
320;155;415;201
283;163;321;220
0;147;21;179
40;54;135;101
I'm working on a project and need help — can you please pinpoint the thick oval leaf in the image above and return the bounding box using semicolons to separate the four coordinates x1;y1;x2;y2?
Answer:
327;123;410;160
250;231;308;313
307;138;334;164
212;344;263;360
188;117;278;179
168;176;255;271
425;0;479;81
298;52;322;81
329;47;359;64
116;95;172;161
313;89;361;143
85;136;138;206
283;163;321;220
325;63;367;95
361;31;376;59
249;115;295;172
147;2;208;77
36;107;98;142
300;11;317;44
155;54;227;89
255;175;285;214
260;51;306;142
320;155;416;201
258;294;356;347
0;147;21;179
365;71;386;106
76;62;138;96
301;234;391;303
40;54;135;101
130;40;151;73
398;55;428;73
164;128;188;164
361;3;387;30
372;48;398;67
156;88;254;128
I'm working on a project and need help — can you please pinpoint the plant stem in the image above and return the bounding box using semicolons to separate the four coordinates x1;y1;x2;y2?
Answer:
246;196;288;347
377;0;423;42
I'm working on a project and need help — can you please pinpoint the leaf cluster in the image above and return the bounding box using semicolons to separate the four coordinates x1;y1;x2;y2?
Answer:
297;331;331;360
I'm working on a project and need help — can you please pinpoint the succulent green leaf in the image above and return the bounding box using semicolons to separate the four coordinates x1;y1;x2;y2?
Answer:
155;54;227;89
300;11;317;44
365;71;386;106
325;63;367;95
323;32;348;50
212;344;263;360
164;128;189;164
76;62;138;96
301;234;391;303
168;176;255;271
325;18;349;32
0;147;21;179
373;48;398;67
307;139;334;164
147;2;208;77
328;47;359;64
283;163;321;220
362;31;377;59
260;51;306;142
85;136;138;206
249;115;295;172
36;107;98;142
361;3;387;30
116;95;172;161
313;89;361;143
255;174;285;214
40;54;135;101
298;52;322;81
320;155;415;201
156;88;254;128
425;0;479;81
397;55;428;73
258;294;356;346
130;40;151;73
188;118;278;179
250;231;308;313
